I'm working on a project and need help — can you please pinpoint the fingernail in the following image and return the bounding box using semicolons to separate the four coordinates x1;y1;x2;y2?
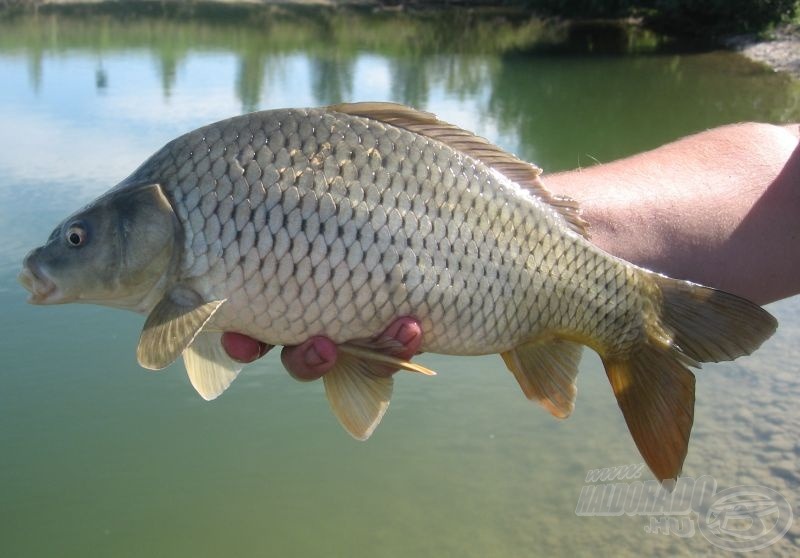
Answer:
396;323;416;345
305;344;324;367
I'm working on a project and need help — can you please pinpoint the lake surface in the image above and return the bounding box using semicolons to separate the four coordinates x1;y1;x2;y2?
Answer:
1;4;798;557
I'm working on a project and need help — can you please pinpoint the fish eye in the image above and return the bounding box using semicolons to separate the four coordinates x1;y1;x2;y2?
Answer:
65;222;88;248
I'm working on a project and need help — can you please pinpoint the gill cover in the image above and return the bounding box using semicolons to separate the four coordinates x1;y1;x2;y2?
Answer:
21;183;181;308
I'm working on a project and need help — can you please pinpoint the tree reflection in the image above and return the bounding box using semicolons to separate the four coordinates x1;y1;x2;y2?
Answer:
310;54;355;106
236;50;267;113
389;56;429;107
0;3;797;154
157;50;181;99
0;4;566;110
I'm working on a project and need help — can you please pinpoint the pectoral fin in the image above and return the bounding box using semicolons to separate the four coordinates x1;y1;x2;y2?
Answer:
137;292;226;370
323;351;394;441
501;337;583;419
183;332;243;401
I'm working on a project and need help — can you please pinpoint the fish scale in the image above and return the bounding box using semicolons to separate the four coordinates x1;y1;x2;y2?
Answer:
22;102;777;481
127;107;634;355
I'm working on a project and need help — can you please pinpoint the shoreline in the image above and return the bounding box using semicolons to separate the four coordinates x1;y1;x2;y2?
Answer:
724;24;800;80
4;1;799;79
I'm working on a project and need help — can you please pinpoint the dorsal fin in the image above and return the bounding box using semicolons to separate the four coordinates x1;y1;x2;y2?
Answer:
328;102;589;238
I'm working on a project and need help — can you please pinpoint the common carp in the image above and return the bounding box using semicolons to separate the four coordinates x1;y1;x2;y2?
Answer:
19;103;777;481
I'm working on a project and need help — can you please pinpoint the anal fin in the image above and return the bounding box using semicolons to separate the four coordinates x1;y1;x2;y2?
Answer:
324;340;435;440
501;338;583;419
323;352;394;441
602;344;695;483
183;332;243;401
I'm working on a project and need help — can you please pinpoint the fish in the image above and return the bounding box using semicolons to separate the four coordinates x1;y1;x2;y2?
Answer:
19;102;777;481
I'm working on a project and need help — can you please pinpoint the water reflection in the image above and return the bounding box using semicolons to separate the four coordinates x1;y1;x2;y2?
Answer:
310;53;355;106
237;49;268;111
1;4;797;172
5;6;563;109
389;55;430;107
488;50;800;168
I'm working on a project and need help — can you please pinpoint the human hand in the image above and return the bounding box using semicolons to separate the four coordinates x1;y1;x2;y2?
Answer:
221;316;423;380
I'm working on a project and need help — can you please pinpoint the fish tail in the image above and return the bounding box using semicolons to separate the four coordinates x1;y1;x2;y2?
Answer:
601;274;777;482
651;275;777;363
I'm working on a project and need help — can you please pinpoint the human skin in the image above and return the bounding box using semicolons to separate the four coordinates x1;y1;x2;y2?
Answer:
547;122;800;306
221;317;422;380
222;122;800;377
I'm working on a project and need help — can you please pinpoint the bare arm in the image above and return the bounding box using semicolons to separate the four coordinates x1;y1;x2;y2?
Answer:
547;123;800;305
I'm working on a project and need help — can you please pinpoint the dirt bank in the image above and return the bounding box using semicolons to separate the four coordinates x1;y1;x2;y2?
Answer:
725;25;800;79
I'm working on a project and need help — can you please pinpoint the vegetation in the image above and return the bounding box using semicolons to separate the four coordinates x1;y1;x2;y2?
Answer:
646;0;798;35
1;2;796;120
532;0;800;35
0;3;669;59
0;0;798;37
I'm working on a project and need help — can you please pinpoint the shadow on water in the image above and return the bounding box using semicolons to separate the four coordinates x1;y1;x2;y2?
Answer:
489;48;800;169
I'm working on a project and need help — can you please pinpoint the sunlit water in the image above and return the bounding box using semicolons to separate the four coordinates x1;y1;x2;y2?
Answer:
1;6;799;557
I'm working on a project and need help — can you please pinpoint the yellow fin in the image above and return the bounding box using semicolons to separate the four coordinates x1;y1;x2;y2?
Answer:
182;332;243;401
654;274;777;363
323;352;393;441
339;341;436;376
602;344;696;483
328;101;589;238
501;338;582;419
137;291;225;370
604;271;777;482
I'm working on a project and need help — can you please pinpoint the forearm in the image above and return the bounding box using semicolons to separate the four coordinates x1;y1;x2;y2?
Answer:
546;123;800;305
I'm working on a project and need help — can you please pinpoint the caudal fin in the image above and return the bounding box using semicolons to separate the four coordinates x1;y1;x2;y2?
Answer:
603;274;777;482
602;346;695;483
656;277;778;362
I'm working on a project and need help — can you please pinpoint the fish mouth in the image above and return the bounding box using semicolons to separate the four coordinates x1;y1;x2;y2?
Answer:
18;259;60;304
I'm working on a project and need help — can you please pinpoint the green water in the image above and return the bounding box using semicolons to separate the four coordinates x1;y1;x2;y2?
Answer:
1;5;798;557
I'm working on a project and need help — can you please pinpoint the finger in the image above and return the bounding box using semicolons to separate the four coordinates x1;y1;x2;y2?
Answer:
370;316;423;377
281;336;338;382
221;332;272;363
378;316;423;359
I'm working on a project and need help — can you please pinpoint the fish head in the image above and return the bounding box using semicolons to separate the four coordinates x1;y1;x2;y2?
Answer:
19;183;181;311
